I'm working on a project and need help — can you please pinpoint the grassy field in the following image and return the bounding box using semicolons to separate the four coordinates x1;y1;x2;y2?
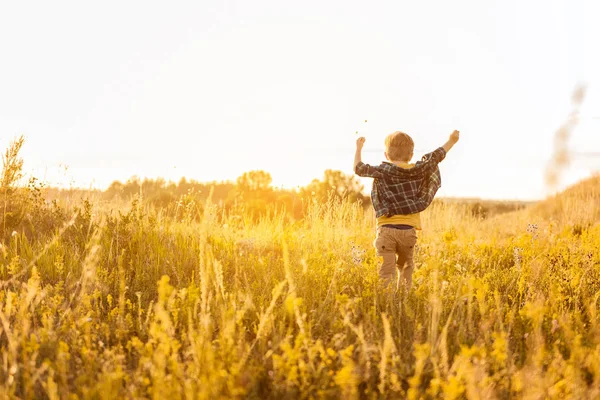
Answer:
1;164;600;398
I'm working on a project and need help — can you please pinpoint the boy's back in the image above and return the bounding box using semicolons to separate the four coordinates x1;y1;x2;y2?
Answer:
354;130;460;289
376;160;422;230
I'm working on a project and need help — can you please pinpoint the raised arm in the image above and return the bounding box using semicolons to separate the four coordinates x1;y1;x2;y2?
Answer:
442;130;460;153
413;130;460;174
353;137;382;177
354;137;365;171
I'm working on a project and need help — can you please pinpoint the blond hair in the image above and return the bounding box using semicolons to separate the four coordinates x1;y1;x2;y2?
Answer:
385;131;414;162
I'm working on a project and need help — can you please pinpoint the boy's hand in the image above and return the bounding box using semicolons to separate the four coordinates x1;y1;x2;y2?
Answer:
449;130;460;143
356;137;366;149
442;130;460;153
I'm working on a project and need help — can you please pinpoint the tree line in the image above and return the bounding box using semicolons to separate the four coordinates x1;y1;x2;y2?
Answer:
102;169;368;219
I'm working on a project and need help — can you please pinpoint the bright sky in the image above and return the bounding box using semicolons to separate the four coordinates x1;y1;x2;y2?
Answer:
1;0;599;200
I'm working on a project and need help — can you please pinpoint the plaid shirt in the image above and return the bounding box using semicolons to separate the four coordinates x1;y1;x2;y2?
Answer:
355;147;446;217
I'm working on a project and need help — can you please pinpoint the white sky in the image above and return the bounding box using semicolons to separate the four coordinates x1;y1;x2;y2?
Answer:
0;0;599;200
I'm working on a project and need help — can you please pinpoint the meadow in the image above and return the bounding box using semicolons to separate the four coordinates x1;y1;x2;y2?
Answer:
1;138;600;399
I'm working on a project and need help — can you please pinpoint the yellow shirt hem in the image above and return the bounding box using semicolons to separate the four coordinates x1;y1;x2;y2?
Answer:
376;214;422;230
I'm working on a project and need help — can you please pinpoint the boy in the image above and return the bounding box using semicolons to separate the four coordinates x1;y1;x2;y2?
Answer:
354;130;460;289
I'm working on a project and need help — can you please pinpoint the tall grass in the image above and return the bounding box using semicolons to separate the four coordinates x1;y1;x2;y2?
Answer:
0;177;599;398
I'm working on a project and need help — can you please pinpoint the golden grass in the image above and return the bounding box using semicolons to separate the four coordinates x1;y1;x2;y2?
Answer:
0;178;599;398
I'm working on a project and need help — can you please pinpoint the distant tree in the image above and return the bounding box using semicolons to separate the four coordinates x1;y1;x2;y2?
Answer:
275;192;304;219
104;181;124;200
302;169;365;204
236;170;273;192
232;170;276;216
146;191;177;209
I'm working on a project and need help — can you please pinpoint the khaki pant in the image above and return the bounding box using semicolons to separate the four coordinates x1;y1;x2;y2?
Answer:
373;226;417;289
